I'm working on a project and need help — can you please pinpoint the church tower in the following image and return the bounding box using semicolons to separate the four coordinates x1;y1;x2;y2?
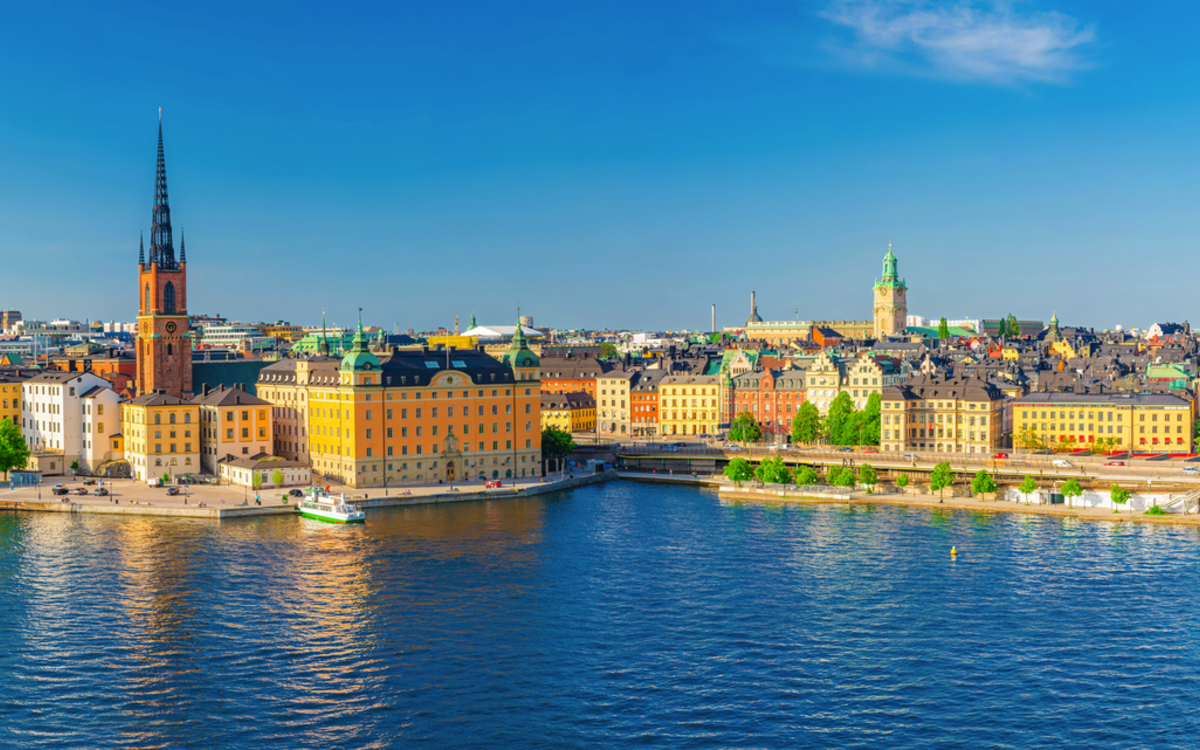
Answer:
137;113;193;398
872;243;908;339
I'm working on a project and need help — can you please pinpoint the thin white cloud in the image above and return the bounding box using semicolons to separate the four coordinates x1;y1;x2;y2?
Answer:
818;0;1096;84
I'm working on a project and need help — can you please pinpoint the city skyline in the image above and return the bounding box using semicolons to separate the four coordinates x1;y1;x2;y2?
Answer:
2;2;1199;330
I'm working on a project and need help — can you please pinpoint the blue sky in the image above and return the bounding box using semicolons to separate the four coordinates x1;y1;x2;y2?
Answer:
0;0;1197;332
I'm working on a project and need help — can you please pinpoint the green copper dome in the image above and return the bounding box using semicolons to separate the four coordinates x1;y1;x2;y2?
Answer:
501;319;539;369
340;314;380;372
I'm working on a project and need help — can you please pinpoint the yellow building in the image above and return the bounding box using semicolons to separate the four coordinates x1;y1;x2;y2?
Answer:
596;372;633;436
193;385;274;473
258;323;542;487
0;371;28;427
658;375;721;437
1013;392;1194;453
121;391;201;482
880;376;1006;455
541;392;595;433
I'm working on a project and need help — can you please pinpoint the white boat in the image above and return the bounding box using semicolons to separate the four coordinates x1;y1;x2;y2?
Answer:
297;492;365;523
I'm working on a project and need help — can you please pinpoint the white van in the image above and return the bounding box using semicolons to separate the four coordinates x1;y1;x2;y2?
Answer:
1052;459;1073;468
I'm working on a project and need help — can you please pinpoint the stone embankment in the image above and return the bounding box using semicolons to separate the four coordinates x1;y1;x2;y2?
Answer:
0;471;617;521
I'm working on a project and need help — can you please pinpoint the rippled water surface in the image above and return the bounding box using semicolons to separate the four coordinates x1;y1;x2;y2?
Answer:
4;482;1200;748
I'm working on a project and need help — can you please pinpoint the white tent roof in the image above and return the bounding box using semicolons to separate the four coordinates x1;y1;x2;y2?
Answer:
461;325;543;339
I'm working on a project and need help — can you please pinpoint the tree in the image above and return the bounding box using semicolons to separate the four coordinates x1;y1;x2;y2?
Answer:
859;464;877;492
271;468;285;488
1060;477;1083;506
971;469;998;500
598;342;619;359
930;462;954;502
825;392;855;445
1019;475;1038;503
1006;314;1019;338
754;456;792;485
833;466;857;488
860;393;882;446
791;402;821;444
70;460;80;473
1110;483;1131;514
724;457;754;487
937;317;950;339
0;420;30;480
541;426;575;471
896;472;909;490
728;411;763;443
794;465;818;486
161;472;170;485
252;472;263;492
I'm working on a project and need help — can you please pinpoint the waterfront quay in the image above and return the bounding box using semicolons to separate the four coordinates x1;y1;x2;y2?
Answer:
617;442;1200;491
0;473;613;520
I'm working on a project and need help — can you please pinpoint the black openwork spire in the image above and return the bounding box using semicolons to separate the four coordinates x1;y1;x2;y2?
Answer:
138;231;145;267
150;109;176;270
180;228;186;265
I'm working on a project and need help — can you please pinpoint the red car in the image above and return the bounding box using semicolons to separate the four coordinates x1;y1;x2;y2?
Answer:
1105;461;1125;467
485;480;502;488
992;452;1008;459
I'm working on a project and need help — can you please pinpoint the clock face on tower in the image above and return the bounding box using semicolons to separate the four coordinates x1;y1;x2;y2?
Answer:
165;321;178;334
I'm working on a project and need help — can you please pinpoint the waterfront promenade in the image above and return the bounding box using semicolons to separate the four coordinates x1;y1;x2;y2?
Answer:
0;472;614;520
618;470;1200;528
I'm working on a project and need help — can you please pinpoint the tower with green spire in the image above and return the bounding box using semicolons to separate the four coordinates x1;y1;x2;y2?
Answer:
872;243;908;339
340;310;380;383
500;317;539;381
1046;311;1061;342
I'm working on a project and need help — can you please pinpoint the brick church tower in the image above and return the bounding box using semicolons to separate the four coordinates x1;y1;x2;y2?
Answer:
136;113;193;398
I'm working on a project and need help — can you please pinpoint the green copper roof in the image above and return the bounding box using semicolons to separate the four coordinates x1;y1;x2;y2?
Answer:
501;317;539;369
340;314;381;372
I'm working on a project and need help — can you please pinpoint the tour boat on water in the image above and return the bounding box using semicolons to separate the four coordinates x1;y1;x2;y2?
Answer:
297;491;365;524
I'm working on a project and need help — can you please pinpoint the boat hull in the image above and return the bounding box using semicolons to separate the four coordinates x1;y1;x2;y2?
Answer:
298;508;364;523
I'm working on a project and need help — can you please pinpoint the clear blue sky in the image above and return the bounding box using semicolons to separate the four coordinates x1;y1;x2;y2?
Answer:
0;1;1196;332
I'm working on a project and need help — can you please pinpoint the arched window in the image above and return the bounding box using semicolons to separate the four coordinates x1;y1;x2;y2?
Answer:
163;282;176;315
169;413;176;424
154;414;161;425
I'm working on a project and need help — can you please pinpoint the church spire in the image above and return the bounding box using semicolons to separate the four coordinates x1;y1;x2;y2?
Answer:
179;229;186;265
150;110;176;270
138;231;145;267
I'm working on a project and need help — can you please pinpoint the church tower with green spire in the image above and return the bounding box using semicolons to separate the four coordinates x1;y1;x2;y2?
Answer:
872;243;908;339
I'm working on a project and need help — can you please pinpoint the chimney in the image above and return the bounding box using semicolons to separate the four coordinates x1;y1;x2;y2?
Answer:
750;290;756;313
202;384;211;396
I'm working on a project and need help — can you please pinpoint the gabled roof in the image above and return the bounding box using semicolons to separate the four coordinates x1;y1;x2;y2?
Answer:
191;385;271;408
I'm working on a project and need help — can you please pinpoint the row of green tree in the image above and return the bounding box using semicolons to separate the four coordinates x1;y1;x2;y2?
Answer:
721;457;1140;512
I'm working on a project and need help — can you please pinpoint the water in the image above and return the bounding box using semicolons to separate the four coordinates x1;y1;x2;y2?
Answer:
3;483;1200;749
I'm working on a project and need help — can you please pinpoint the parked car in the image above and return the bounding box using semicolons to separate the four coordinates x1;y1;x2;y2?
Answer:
289;489;304;497
51;487;69;496
166;487;180;496
1052;459;1073;468
485;480;502;488
82;479;96;486
95;488;109;496
74;487;88;496
992;452;1008;459
1183;467;1200;475
862;447;878;454
837;447;853;453
1104;461;1125;467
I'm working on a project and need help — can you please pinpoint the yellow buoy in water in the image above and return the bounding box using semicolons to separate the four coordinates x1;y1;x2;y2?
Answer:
951;546;958;557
